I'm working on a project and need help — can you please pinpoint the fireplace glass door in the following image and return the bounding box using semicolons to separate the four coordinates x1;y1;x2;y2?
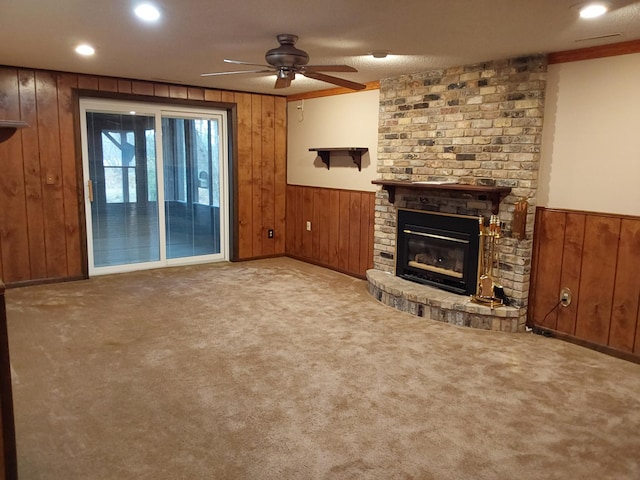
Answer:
396;209;480;295
407;231;466;279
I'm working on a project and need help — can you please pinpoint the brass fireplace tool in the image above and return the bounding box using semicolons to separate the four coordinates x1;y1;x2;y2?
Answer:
472;215;505;308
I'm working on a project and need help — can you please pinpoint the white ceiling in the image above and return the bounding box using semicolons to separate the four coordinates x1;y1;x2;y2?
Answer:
1;0;639;96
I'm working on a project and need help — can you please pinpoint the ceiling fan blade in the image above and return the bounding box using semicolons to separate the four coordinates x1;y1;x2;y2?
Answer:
224;59;272;68
302;71;366;90
301;65;358;73
201;69;273;77
274;76;292;89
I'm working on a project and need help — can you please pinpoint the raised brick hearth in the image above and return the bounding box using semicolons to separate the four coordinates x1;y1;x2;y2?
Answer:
370;56;547;332
367;269;525;332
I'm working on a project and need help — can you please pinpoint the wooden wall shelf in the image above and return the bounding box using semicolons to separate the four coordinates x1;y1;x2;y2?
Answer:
0;120;29;143
309;147;368;171
372;179;512;214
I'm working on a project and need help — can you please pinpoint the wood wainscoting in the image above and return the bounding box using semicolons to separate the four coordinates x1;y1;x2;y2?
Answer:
529;207;640;360
286;185;375;278
0;66;286;286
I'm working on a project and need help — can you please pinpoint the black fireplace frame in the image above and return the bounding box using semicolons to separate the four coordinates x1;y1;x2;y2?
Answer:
396;208;481;295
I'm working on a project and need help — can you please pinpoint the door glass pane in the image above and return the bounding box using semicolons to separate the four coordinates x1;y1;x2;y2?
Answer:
128;168;137;202
162;116;221;259
146;129;157;202
86;112;160;267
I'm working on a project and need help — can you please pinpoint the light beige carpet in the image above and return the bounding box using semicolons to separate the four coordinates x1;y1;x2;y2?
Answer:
5;257;640;479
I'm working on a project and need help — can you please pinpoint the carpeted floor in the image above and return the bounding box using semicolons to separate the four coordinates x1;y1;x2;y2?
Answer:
5;257;640;479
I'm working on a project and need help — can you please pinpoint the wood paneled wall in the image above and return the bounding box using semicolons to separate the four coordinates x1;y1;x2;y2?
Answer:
529;207;640;357
286;185;375;278
0;66;286;285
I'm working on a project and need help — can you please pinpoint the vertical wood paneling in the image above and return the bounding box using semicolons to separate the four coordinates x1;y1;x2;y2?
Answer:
153;84;169;97
302;188;314;259
98;77;118;92
530;207;640;359
250;94;263;255
221;91;235;103
131;81;154;96
204;90;222;102
187;87;205;101
35;71;68;278
0;67;30;282
317;188;331;265
293;186;304;256
532;210;566;329
1;66;287;283
235;92;254;259
285;185;296;256
556;213;585;335
636;294;640;355
273;97;287;253
77;75;99;90
359;194;373;275
261;96;275;256
57;72;84;278
348;192;362;274
609;219;640;352
117;79;132;93
338;191;351;271
328;190;341;271
527;208;544;323
18;69;47;280
284;185;375;278
168;85;188;99
575;216;620;345
312;188;321;260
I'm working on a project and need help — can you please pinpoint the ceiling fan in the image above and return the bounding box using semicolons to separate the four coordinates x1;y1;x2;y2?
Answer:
201;34;366;91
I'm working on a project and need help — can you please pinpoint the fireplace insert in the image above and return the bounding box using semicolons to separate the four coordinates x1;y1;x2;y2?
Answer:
396;209;480;295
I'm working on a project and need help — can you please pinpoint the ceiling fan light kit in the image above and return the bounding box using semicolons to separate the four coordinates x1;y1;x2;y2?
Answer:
201;34;366;91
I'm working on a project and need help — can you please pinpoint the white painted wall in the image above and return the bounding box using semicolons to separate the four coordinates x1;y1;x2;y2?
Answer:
287;89;379;192
539;53;640;216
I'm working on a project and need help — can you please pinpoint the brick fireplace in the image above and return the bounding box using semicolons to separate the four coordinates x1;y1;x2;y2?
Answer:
368;55;547;332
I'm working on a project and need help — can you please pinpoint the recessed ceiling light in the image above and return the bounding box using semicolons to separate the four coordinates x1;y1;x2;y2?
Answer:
75;44;95;56
370;50;391;59
134;3;161;22
579;3;608;18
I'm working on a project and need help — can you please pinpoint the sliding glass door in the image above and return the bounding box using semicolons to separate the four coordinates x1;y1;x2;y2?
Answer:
162;116;223;259
80;99;228;275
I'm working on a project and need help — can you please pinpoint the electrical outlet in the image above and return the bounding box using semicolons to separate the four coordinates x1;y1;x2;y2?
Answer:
306;221;311;231
267;229;274;238
560;287;572;307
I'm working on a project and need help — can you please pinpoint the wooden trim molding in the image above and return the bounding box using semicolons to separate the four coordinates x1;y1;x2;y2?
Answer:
287;81;380;102
548;38;640;64
0;282;18;480
533;326;640;365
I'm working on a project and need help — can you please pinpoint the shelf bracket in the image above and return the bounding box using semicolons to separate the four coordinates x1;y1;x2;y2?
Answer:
317;151;331;169
0;120;29;143
309;148;368;171
382;185;396;203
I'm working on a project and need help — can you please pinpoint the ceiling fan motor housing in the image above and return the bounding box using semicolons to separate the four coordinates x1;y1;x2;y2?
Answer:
265;34;310;68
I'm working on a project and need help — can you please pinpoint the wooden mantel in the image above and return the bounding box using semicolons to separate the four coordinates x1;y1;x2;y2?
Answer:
372;180;512;214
